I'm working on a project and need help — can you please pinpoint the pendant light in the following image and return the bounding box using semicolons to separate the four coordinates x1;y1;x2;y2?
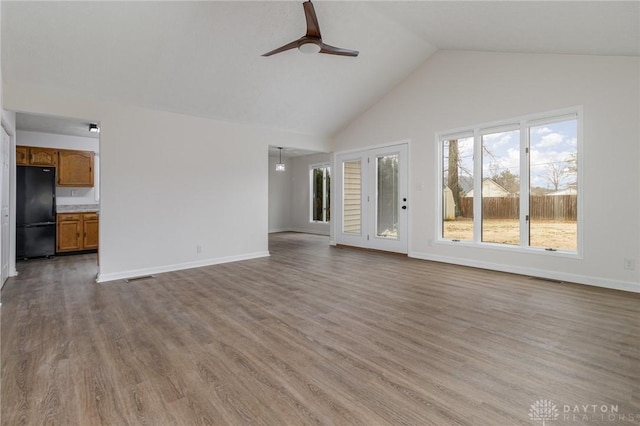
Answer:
276;147;285;172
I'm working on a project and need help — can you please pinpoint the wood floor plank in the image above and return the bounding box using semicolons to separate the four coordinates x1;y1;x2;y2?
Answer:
2;232;639;425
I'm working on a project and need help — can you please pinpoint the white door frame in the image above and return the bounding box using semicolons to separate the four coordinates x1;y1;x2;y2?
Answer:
0;126;12;286
334;142;409;254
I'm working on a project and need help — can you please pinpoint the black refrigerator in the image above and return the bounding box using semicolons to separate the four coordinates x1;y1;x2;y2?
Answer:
17;166;56;259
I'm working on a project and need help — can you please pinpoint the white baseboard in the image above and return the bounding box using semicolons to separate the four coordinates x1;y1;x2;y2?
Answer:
287;227;330;236
409;251;640;293
96;251;270;283
269;227;330;236
268;228;291;233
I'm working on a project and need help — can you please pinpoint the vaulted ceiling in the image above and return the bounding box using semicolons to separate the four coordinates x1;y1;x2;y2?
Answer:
3;1;638;137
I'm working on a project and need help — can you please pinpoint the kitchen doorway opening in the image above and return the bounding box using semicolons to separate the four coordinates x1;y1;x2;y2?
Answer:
11;112;101;280
267;146;332;249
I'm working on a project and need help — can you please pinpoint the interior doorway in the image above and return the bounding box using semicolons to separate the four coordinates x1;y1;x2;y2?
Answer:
12;112;101;276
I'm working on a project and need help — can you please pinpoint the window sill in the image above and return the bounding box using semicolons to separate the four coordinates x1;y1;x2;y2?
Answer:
436;238;582;259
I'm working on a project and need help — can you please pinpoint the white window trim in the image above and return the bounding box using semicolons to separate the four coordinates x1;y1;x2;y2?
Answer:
309;163;330;224
436;106;583;257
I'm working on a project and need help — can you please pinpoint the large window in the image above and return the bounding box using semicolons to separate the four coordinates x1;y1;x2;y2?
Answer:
311;165;330;223
440;109;580;253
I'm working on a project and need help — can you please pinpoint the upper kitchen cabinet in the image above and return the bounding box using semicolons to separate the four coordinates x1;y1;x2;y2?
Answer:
16;146;28;165
57;149;94;187
16;146;57;166
30;147;58;166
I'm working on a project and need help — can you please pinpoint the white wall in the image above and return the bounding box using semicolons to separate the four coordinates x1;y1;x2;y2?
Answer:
5;83;330;282
333;50;640;292
16;130;99;205
290;153;330;235
268;154;292;233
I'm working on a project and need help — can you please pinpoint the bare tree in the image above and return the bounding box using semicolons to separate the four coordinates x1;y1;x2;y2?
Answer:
447;140;461;215
566;152;578;175
545;162;569;191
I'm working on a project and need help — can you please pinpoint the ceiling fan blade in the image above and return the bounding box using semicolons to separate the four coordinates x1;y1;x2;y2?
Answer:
303;1;321;38
319;43;359;57
262;39;300;57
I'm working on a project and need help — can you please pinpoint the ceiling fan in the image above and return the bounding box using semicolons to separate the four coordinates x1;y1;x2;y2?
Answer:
262;1;359;57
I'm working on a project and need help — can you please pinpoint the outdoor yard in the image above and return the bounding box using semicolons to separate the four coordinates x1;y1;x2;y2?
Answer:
444;219;577;251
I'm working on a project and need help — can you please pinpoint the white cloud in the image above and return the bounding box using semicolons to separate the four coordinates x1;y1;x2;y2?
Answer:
535;127;553;135
529;149;576;188
536;132;564;148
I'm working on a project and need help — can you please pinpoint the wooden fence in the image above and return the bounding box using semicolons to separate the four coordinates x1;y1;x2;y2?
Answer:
458;195;577;220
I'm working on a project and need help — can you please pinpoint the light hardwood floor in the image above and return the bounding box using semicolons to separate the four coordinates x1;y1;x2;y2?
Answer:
2;232;639;425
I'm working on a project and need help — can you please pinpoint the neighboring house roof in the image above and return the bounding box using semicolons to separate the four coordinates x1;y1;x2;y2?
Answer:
458;175;474;195
547;188;578;196
465;178;510;198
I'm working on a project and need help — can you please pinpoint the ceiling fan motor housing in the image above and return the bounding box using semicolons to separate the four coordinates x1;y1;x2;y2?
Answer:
298;38;322;54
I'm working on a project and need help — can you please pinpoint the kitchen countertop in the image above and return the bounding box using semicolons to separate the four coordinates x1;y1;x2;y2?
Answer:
57;204;100;213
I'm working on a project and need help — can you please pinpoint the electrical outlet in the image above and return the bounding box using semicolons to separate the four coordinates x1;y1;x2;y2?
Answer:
624;258;635;271
196;245;203;254
71;190;78;197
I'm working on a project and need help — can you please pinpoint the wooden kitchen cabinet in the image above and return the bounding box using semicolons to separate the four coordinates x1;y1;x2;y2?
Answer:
30;147;58;166
57;214;83;252
82;213;99;250
57;213;99;253
57;149;94;187
16;146;29;165
16;146;57;166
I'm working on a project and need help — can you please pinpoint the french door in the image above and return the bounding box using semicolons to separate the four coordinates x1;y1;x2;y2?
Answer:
335;143;408;253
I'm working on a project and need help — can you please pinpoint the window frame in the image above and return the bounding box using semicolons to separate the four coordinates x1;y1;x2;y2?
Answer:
436;107;583;257
309;163;331;224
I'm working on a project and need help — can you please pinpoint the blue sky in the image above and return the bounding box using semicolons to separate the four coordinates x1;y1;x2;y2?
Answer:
451;119;577;191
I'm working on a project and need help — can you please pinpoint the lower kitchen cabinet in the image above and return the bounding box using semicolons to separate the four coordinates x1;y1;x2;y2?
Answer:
82;213;99;250
57;213;99;253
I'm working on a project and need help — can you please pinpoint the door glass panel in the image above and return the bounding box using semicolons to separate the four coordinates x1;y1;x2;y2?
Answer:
529;119;578;251
376;155;399;239
481;129;520;244
343;160;361;234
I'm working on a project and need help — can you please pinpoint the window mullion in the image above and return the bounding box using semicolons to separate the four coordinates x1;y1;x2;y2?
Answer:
309;168;314;222
322;168;328;222
519;121;530;247
472;129;482;243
